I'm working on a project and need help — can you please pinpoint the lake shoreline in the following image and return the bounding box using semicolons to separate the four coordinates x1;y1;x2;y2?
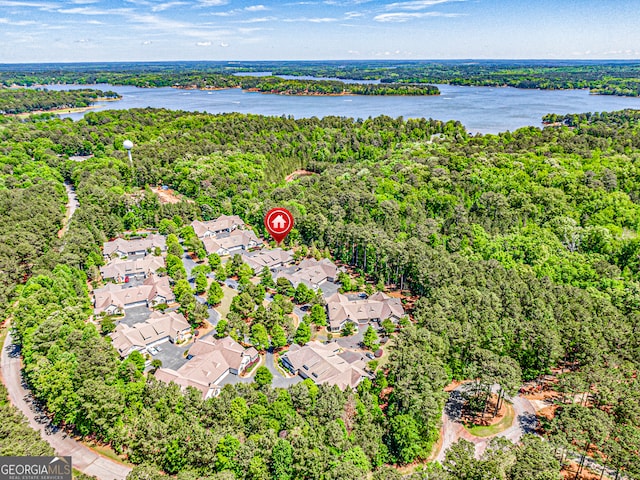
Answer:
176;85;439;97
38;82;640;134
5;96;121;118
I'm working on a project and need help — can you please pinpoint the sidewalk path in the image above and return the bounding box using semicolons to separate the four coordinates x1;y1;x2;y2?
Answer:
1;327;132;480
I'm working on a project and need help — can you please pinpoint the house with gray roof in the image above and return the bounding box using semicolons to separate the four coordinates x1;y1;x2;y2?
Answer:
110;310;191;358
281;341;369;390
240;248;294;271
202;229;261;256
191;215;245;239
100;255;165;282
154;336;259;399
325;291;404;333
103;234;166;260
93;274;174;315
274;258;337;290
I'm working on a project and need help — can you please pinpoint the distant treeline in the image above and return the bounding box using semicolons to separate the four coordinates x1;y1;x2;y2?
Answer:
4;60;640;95
238;77;438;96
0;88;120;114
0;71;439;96
269;62;640;97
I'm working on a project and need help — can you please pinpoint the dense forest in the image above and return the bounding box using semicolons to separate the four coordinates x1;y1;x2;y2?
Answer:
0;383;54;456
0;69;438;96
2;60;640;95
0;88;120;114
2;98;640;478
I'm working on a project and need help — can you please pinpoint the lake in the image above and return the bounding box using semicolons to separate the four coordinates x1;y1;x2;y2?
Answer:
47;83;640;134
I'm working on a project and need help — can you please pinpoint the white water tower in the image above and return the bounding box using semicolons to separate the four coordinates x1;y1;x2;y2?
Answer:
123;139;133;164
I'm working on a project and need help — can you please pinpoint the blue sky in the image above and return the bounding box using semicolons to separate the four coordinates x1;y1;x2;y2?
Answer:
1;0;639;62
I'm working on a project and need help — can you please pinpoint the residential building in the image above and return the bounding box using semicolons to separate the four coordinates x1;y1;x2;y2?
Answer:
100;255;164;282
240;248;294;271
202;229;260;256
281;341;369;390
110;311;191;358
325;291;404;332
191;215;245;239
154;336;259;399
103;234;166;260
93;274;174;315
275;258;337;289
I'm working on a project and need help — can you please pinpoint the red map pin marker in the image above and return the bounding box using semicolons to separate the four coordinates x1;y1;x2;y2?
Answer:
264;207;294;244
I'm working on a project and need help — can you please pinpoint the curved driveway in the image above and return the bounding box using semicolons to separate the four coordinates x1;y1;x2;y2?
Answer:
1;327;132;480
435;385;538;462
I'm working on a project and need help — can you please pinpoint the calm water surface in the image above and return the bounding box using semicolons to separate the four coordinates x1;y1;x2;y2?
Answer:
48;83;640;134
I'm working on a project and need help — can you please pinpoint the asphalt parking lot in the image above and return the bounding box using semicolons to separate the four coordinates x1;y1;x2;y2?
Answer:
120;305;152;327
335;328;364;349
318;280;340;297
149;341;191;371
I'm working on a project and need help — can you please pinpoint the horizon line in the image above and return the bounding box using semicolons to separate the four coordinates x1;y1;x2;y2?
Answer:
2;58;640;66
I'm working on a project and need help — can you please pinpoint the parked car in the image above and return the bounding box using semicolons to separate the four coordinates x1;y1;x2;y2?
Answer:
148;347;158;356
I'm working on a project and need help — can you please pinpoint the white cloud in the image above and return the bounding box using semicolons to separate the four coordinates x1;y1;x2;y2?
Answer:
151;1;187;12
283;17;338;22
130;14;232;39
324;0;373;5
0;0;57;10
219;41;229;47
211;5;268;17
374;11;462;21
0;17;38;25
196;41;212;46
344;11;363;19
240;16;276;23
385;0;462;10
142;40;152;44
198;0;228;6
57;6;132;15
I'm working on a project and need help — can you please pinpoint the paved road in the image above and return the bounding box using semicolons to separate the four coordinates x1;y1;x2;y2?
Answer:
182;251;198;279
1;327;132;480
436;384;538;463
58;181;80;241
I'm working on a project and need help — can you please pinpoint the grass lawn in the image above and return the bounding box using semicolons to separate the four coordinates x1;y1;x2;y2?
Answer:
217;285;238;318
80;440;134;466
465;401;515;437
376;335;395;369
